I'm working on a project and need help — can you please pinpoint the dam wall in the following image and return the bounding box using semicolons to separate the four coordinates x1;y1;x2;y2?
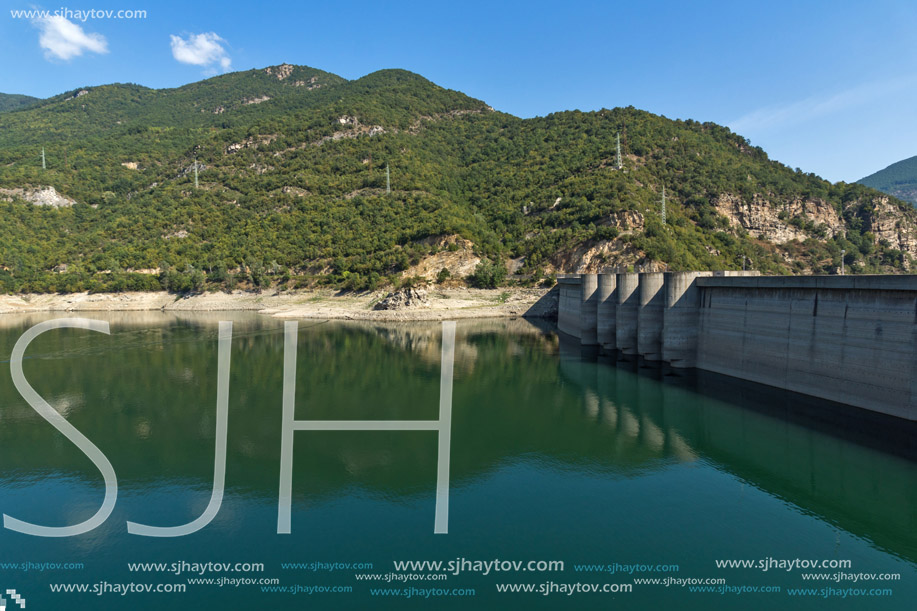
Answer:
555;272;917;420
637;272;665;361
615;273;640;355
596;274;617;351
662;271;712;368
557;276;583;339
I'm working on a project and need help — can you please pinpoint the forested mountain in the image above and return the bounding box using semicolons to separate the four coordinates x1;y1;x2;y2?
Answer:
0;64;915;294
0;93;40;112
859;155;917;206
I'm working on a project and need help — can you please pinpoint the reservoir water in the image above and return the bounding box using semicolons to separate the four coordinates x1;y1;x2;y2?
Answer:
0;313;914;609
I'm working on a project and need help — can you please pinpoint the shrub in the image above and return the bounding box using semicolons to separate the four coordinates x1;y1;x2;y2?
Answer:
467;259;507;288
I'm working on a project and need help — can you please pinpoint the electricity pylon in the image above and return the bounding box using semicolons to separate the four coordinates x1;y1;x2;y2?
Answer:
616;133;622;170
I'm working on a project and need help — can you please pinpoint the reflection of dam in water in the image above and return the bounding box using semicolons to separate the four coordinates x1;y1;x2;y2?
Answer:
558;335;917;563
0;313;915;565
2;313;916;611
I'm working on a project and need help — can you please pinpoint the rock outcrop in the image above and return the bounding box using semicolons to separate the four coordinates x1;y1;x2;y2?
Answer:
264;64;294;80
400;235;481;282
548;238;649;273
374;288;430;310
863;197;917;257
225;134;278;154
714;194;845;243
602;210;645;233
0;186;77;207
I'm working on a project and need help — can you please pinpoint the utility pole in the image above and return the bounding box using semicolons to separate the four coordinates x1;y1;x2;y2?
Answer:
41;148;46;170
194;160;199;189
742;255;746;271
840;249;846;275
386;164;391;194
616;132;622;170
661;185;666;225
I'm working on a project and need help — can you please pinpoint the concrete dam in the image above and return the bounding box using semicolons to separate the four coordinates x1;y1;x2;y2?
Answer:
557;272;917;421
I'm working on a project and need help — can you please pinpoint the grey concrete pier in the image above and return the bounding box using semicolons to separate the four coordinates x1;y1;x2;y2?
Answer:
580;274;599;346
615;273;640;355
557;275;582;339
555;271;917;420
596;274;617;351
637;272;665;360
662;271;712;368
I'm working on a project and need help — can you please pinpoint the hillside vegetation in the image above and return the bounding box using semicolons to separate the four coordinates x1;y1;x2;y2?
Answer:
859;155;917;206
0;64;915;294
0;93;41;113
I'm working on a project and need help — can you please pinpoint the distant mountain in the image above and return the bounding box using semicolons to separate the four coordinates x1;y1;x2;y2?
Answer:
858;155;917;206
0;93;40;112
0;64;915;294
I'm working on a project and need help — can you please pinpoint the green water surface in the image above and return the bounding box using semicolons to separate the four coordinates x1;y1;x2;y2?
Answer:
0;313;914;610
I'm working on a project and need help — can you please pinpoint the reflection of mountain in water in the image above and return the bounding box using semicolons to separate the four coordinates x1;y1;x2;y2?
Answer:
0;313;915;563
0;314;673;498
323;317;558;376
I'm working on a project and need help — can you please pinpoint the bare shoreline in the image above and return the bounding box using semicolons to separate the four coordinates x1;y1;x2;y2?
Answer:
0;287;557;321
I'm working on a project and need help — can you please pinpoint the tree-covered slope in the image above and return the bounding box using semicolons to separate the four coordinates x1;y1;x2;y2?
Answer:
859;155;917;206
0;93;40;112
0;64;914;294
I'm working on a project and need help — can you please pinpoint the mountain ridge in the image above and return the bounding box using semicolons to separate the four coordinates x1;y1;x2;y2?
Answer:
0;93;41;113
858;155;917;206
0;64;914;294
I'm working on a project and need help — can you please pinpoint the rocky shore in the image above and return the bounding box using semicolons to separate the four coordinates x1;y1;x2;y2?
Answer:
0;287;557;321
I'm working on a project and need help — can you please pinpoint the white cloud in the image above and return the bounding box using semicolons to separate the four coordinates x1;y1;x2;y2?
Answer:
32;15;108;61
170;32;231;72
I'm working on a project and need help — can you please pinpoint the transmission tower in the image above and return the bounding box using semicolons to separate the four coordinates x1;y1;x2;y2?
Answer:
386;164;391;194
616;132;622;170
661;185;666;225
193;161;199;189
41;148;46;170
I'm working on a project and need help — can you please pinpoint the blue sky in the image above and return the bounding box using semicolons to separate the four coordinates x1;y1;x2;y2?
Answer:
1;0;914;182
